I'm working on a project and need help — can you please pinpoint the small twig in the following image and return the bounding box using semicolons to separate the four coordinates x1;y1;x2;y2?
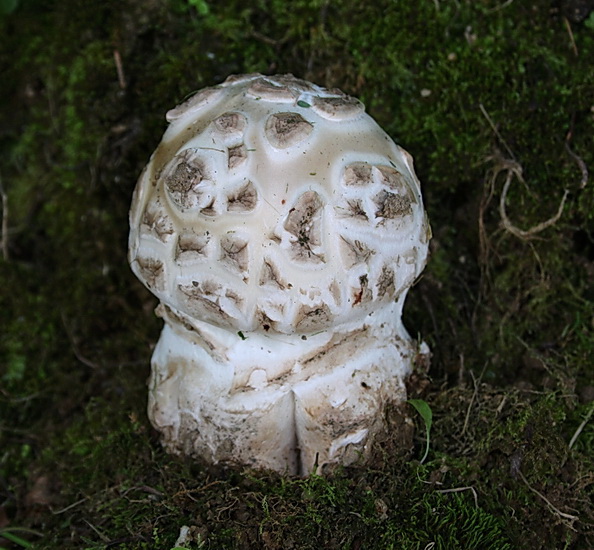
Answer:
250;30;288;46
417;470;443;485
496;394;507;415
569;472;594;490
84;520;110;543
479;103;516;161
61;313;100;369
486;0;514;12
172;480;226;501
569;402;594;450
0;391;43;404
436;486;479;508
462;363;489;436
565;131;588;189
478;160;499;295
563;17;579;56
518;470;579;528
461;369;479;436
113;49;127;90
51;496;88;515
0;172;9;261
499;169;568;239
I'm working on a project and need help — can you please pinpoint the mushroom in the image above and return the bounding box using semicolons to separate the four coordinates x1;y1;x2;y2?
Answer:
129;74;431;475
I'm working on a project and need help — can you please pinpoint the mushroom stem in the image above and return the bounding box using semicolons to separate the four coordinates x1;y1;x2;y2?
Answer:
148;300;415;475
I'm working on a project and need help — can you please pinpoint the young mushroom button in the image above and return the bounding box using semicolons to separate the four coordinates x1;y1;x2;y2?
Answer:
128;73;431;475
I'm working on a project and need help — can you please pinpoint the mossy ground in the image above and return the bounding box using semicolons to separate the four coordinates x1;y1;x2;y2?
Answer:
1;0;593;548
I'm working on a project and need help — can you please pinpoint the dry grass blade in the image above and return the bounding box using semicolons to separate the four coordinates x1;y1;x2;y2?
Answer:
569;403;594;450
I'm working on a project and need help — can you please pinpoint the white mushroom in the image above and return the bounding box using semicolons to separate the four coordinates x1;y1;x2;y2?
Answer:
129;74;431;475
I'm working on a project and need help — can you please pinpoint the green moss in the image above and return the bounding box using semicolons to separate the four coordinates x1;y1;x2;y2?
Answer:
1;0;593;548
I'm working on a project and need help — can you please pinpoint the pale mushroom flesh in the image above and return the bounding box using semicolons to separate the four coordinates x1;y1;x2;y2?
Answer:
129;73;431;475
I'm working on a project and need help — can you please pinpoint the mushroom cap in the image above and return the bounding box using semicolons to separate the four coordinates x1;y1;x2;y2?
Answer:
129;74;431;335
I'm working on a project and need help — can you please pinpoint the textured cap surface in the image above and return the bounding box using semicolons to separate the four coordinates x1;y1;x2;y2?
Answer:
129;74;430;336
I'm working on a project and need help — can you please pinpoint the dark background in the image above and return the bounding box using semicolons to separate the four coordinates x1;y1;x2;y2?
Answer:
1;1;593;548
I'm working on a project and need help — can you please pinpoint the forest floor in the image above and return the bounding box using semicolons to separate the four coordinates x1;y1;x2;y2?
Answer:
1;1;594;548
